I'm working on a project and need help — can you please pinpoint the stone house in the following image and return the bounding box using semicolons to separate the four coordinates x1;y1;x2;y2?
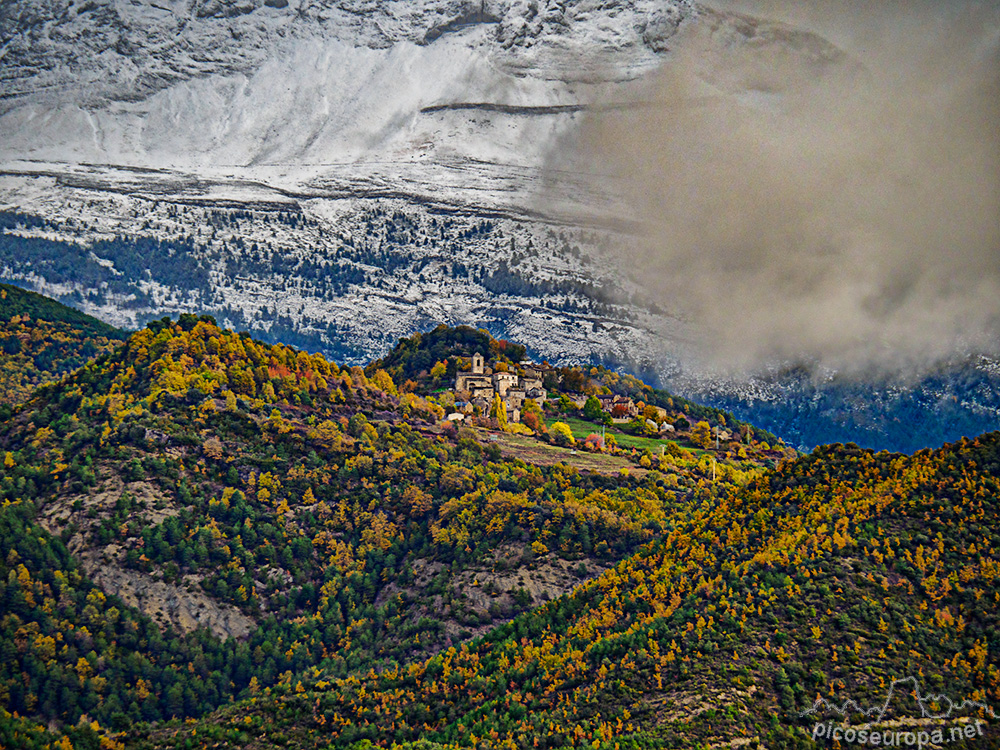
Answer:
596;394;638;417
505;387;526;411
493;370;518;397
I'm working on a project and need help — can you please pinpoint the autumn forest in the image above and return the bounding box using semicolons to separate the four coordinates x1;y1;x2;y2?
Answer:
0;284;997;750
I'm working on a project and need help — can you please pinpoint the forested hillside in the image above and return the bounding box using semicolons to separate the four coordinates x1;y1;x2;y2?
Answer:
0;313;775;749
126;434;1000;749
0;282;125;405
0;305;995;750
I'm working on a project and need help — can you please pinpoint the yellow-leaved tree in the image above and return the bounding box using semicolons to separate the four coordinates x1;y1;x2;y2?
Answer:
691;421;713;449
550;421;574;446
490;393;509;431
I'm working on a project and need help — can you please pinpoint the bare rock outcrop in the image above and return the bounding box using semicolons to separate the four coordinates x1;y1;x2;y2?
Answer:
37;473;256;639
81;554;255;639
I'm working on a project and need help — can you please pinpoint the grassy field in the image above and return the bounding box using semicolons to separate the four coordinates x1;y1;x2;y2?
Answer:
544;415;705;455
478;430;646;476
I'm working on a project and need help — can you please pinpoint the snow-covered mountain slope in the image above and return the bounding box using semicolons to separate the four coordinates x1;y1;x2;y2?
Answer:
0;0;692;218
0;185;684;370
0;0;855;223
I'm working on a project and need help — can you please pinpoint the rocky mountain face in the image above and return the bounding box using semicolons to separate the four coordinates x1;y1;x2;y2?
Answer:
0;0;689;111
0;0;691;178
0;0;996;451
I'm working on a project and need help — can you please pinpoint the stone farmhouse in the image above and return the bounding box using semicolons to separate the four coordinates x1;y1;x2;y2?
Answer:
594;395;677;431
453;353;548;423
595;394;640;420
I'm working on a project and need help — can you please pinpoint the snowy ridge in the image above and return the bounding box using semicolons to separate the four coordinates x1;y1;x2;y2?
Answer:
0;1;692;179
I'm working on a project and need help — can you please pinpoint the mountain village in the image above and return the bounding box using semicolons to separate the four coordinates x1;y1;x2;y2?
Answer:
449;352;700;438
452;352;550;424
